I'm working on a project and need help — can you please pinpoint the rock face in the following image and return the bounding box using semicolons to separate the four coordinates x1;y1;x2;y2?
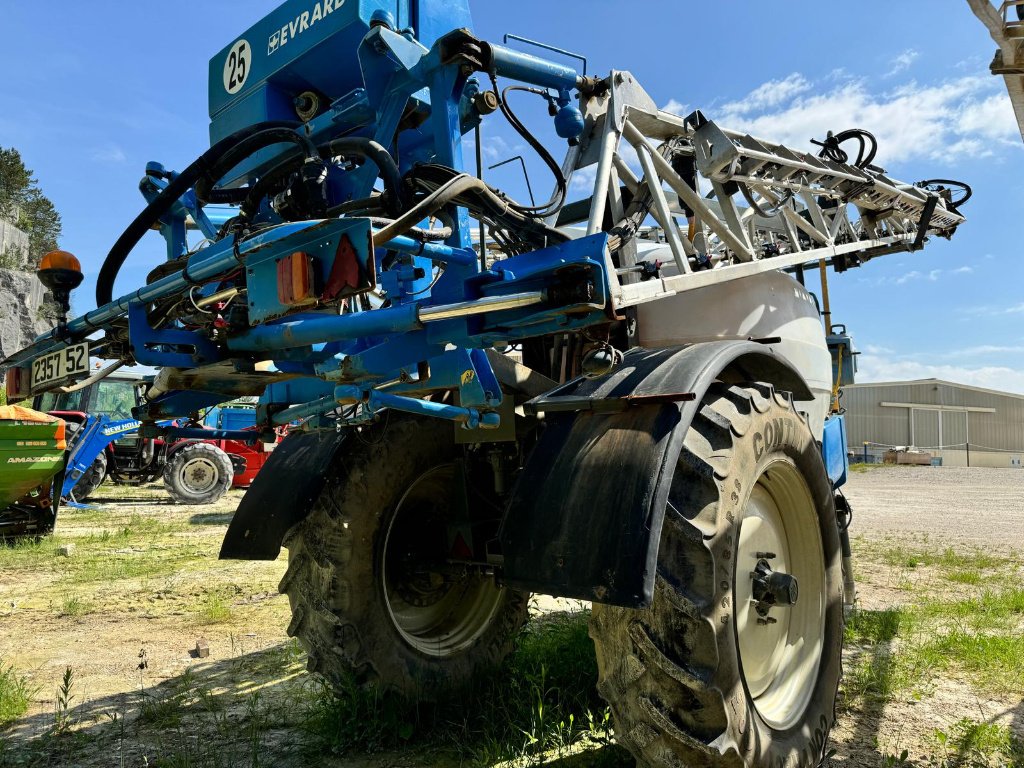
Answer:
0;268;50;358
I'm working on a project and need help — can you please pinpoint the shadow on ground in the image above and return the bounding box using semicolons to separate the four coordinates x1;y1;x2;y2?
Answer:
189;512;235;526
0;631;635;768
0;643;311;768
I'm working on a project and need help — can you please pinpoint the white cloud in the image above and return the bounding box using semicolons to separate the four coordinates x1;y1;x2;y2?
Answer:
885;49;919;78
481;134;514;163
723;74;810;114
90;144;127;164
863;344;895;355
570;164;597;192
662;99;688;116
857;352;1024;395
712;75;1019;164
569;140;644;193
873;266;972;286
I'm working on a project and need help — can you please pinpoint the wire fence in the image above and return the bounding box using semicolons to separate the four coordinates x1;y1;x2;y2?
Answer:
853;441;1024;467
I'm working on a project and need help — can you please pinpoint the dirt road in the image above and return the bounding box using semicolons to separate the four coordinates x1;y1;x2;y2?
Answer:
843;466;1024;549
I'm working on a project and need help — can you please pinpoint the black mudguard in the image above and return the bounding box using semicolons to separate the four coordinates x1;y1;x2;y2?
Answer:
219;429;346;560
499;341;812;608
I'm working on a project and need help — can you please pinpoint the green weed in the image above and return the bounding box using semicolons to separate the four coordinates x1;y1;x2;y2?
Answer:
0;660;32;725
52;666;75;735
197;594;233;625
55;594;92;618
935;717;1024;766
302;609;624;765
845;608;907;644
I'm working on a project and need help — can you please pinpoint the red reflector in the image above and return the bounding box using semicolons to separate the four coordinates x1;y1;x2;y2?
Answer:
277;252;317;307
4;367;30;402
323;234;362;302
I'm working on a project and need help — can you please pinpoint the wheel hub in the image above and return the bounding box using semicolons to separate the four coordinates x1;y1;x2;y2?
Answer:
382;464;506;658
179;457;218;494
750;557;799;621
734;459;825;730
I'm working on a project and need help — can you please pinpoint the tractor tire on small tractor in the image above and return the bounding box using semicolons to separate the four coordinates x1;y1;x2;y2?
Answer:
163;442;233;505
72;452;107;501
279;416;529;698
590;382;844;768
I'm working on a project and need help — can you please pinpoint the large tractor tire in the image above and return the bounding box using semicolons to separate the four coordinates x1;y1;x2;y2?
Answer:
590;382;844;768
280;416;529;697
72;452;107;501
163;442;233;505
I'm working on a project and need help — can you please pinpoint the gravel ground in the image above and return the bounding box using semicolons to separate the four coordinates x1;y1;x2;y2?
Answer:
843;466;1024;550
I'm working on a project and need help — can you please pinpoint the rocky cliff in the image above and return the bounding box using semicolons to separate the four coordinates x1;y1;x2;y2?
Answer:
0;268;50;358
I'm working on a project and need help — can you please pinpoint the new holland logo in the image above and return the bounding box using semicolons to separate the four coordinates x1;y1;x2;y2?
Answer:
268;0;345;56
103;421;141;436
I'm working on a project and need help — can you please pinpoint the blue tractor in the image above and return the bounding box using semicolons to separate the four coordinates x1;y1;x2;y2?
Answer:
2;2;969;764
34;372;237;505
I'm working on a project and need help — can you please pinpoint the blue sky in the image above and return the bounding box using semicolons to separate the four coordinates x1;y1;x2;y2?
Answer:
2;1;1023;391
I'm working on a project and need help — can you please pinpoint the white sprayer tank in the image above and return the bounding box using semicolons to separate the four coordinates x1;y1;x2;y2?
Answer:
635;261;832;439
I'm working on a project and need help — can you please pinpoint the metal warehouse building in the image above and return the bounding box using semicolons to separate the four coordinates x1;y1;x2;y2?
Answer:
842;379;1024;468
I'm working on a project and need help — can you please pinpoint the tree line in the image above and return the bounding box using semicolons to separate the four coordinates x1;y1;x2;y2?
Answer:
0;147;62;270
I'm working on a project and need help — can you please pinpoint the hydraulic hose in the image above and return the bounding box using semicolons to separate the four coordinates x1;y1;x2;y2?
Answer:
491;78;568;218
193;127;319;203
240;136;406;220
325;137;406;214
95;120;304;306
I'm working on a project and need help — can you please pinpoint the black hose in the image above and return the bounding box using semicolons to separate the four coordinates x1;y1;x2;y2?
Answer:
325;137;406;214
239;136;405;220
491;78;567;218
95;120;303;306
812;128;877;169
193;127;318;202
915;178;973;210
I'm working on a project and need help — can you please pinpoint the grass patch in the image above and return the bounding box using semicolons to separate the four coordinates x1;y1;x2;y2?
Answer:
58;546;206;585
876;544;1005;572
920;632;1024;692
917;588;1024;632
55;594;92;618
845;608;907;644
947;568;982;586
303;609;626;765
935;717;1024;766
197;594;233;625
0;661;32;725
0;536;64;570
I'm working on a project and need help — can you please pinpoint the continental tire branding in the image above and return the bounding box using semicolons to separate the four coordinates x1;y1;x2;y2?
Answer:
590;382;843;768
753;416;797;460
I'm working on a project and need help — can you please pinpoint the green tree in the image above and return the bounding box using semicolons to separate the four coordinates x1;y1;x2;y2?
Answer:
0;147;62;268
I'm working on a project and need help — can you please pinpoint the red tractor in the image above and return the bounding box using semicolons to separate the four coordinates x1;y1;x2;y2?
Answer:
33;372;275;504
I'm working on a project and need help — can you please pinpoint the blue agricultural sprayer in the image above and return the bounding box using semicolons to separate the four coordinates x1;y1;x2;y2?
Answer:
0;2;970;764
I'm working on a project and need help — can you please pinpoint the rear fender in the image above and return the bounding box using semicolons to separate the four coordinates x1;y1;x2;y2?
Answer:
219;429;347;560
498;341;811;608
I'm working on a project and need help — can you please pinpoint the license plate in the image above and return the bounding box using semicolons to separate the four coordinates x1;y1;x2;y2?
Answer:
30;342;90;393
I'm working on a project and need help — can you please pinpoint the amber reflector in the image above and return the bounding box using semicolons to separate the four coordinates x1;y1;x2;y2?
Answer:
38;250;82;273
277;252;317;307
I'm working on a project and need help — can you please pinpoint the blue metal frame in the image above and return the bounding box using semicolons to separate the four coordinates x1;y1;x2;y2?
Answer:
61;415;145;502
6;0;596;436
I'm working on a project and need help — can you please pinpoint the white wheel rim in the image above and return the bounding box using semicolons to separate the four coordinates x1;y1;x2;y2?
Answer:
177;456;220;495
734;458;825;730
382;464;506;658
